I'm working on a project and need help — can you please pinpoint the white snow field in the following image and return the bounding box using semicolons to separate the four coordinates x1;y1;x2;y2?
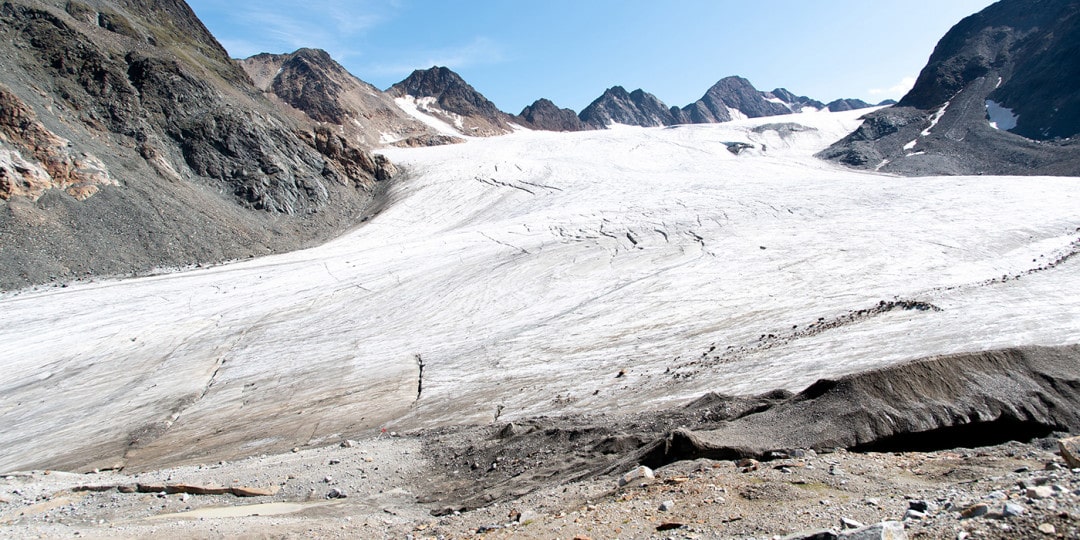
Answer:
2;109;1079;472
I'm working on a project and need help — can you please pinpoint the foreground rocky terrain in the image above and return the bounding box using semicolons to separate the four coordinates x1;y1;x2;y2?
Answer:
2;387;1078;539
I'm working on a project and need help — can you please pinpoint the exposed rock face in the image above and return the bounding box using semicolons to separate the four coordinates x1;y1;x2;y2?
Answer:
578;86;683;128
572;78;880;130
0;84;115;201
682;76;792;123
517;98;588;132
0;0;394;289
240;49;442;147
819;0;1080;176
766;88;825;112
386;66;516;136
824;98;874;112
639;345;1080;465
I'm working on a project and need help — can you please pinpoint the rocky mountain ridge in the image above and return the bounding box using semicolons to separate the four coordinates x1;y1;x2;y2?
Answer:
0;0;394;290
239;48;447;148
385;67;886;135
386;66;518;136
819;0;1080;176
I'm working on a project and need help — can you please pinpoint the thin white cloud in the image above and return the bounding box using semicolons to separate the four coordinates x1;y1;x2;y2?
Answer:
365;36;506;77
213;1;389;60
869;76;917;96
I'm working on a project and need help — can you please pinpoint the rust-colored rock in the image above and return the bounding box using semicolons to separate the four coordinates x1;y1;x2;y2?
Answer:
0;84;114;201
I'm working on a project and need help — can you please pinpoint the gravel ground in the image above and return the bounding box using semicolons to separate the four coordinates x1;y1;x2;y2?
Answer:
2;428;1078;539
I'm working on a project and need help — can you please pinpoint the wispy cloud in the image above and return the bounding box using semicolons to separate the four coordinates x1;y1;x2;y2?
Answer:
364;37;506;77
869;76;917;97
210;1;390;60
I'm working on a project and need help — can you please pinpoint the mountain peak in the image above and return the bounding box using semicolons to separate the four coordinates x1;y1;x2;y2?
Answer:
387;66;515;136
517;98;587;132
579;86;681;128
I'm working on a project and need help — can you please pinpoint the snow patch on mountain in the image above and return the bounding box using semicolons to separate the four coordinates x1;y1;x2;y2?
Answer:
394;96;468;138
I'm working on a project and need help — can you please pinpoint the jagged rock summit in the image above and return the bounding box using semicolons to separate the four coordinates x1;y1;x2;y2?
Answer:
240;48;447;148
682;76;793;122
766;88;826;113
0;0;394;290
516;98;586;132
387;66;518;136
579;86;682;128
574;77;882;129
819;0;1080;176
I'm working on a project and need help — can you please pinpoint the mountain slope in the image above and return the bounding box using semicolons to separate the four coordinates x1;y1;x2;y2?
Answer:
240;49;449;148
578;86;684;128
0;0;394;290
819;0;1080;176
386;66;517;136
682;76;793;123
574;78;881;129
766;88;826;113
517;98;589;132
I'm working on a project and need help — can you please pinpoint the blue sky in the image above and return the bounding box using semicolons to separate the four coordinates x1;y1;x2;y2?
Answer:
186;0;997;114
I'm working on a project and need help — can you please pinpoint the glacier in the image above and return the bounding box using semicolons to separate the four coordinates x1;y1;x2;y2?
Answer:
1;109;1078;473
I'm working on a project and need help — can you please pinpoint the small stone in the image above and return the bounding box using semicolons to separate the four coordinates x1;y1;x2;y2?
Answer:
340;440;357;448
517;510;539;523
655;522;686;532
1037;523;1056;535
736;458;760;472
782;530;837;540
1002;502;1025;517
838;521;906;539
323;476;333;484
617;465;654;487
291;447;300;453
903;510;926;520
865;497;880;506
326;488;346;499
960;503;989;519
328;459;340;465
231;486;279;497
908;500;933;512
840;517;864;529
1027;486;1054;499
659;500;675;512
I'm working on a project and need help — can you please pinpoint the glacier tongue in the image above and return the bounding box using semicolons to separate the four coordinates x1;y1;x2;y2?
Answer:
2;109;1079;472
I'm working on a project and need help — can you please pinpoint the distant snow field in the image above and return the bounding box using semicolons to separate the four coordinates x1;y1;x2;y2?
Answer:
2;109;1079;472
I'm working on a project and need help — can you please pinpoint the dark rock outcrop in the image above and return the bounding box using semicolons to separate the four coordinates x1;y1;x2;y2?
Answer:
578;86;684;128
573;78;880;130
766;88;826;112
682;76;792;123
386;66;516;136
517;98;588;132
824;98;874;112
0;0;393;290
639;345;1080;466
240;49;443;147
820;0;1080;176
